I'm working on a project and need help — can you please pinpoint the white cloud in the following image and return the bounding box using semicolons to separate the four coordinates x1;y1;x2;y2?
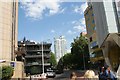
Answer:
67;49;71;53
73;25;86;32
72;18;86;33
74;2;87;14
67;30;76;35
71;21;76;24
51;29;55;33
60;8;66;13
20;0;63;20
80;18;85;25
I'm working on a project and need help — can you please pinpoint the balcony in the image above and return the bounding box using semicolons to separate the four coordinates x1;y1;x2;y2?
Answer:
25;62;50;66
25;54;50;58
26;49;51;52
90;56;104;62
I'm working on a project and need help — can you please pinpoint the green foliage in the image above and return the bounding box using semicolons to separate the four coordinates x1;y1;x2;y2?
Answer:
70;34;90;69
0;66;14;80
30;66;39;74
56;58;64;73
49;52;57;67
62;53;73;69
61;33;90;70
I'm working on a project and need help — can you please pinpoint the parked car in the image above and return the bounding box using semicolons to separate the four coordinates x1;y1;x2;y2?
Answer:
46;70;56;78
31;74;42;80
55;69;63;74
30;73;47;80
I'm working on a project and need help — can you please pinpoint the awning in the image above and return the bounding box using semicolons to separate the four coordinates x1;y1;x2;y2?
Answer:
90;56;104;62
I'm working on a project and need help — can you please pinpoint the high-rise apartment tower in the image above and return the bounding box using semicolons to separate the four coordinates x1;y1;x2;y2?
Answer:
54;36;66;62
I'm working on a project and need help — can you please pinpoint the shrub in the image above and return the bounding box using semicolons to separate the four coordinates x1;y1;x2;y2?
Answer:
0;66;14;80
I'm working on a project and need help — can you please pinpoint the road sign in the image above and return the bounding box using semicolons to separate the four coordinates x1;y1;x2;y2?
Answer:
10;62;15;68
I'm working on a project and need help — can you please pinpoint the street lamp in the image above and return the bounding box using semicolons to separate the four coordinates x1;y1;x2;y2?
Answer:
41;41;47;79
82;47;86;70
42;41;44;74
83;52;86;70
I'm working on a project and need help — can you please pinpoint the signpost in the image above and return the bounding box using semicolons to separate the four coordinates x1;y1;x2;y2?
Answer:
10;62;15;68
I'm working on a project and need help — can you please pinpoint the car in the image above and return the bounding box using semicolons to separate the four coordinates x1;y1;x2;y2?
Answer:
55;69;63;74
31;74;42;80
41;73;47;79
46;70;56;78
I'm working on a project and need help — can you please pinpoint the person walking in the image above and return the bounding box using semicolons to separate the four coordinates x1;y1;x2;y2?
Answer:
99;66;107;80
105;66;116;80
70;72;77;80
84;70;98;80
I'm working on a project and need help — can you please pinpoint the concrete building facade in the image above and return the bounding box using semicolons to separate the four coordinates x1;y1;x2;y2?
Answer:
54;36;66;62
18;39;52;75
89;0;120;72
0;1;18;61
115;0;120;23
0;1;25;78
84;4;104;68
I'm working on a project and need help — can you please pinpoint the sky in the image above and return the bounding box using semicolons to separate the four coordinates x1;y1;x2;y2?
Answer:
18;1;88;53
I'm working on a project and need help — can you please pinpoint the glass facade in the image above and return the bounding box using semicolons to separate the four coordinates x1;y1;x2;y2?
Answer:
115;1;120;18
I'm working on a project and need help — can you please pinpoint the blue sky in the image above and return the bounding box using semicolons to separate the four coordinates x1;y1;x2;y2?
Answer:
18;1;87;52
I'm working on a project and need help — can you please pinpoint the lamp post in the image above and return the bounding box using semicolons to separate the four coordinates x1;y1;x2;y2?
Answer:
42;41;44;74
83;53;86;70
41;41;47;79
82;47;86;70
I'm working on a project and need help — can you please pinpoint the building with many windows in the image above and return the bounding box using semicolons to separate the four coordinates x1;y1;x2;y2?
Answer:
54;36;66;62
18;38;52;75
115;1;120;23
88;0;120;72
0;1;18;61
84;4;105;69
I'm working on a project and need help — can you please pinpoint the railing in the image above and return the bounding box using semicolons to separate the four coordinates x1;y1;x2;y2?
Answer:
26;49;51;52
25;54;50;58
25;63;50;66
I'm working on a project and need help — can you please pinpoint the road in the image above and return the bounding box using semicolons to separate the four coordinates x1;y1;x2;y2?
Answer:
47;70;85;80
25;70;98;80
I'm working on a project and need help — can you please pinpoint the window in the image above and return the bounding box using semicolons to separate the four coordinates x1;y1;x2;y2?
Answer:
90;37;92;42
88;24;90;27
87;18;90;21
118;11;120;16
93;27;96;30
92;13;94;16
92;20;94;23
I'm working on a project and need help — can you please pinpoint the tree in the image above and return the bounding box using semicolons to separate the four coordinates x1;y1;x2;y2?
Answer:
49;52;57;67
0;66;14;80
56;33;90;70
71;33;90;69
56;58;64;73
30;66;39;74
62;53;73;69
